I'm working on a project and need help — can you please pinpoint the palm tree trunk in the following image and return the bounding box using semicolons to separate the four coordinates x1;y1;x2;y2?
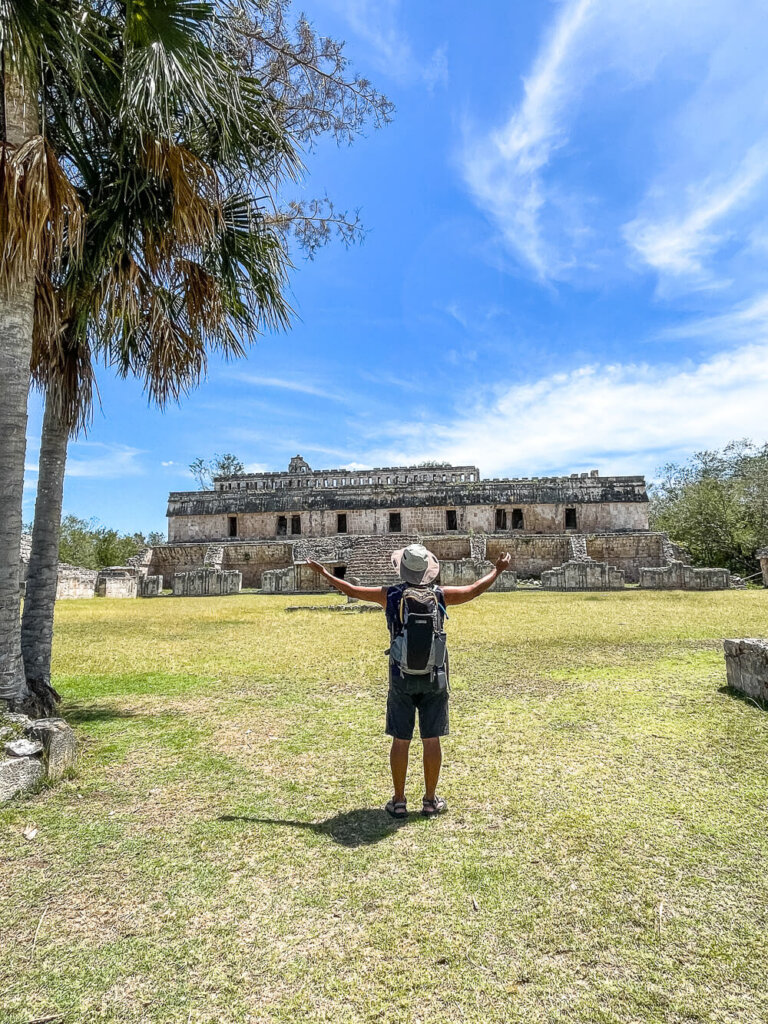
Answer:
0;63;38;710
20;394;67;708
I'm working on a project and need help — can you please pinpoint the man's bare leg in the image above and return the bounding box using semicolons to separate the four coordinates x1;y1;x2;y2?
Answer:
390;738;410;801
422;737;442;801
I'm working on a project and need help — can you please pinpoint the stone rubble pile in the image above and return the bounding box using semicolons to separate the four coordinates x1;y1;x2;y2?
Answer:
0;713;77;803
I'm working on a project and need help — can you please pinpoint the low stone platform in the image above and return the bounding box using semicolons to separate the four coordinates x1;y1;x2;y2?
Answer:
542;558;624;591
173;568;242;596
640;561;730;590
0;714;77;803
723;639;768;703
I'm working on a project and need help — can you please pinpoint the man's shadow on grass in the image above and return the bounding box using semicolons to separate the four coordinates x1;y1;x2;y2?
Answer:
218;808;415;848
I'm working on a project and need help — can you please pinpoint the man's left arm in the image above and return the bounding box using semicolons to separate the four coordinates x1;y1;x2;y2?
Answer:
442;553;512;606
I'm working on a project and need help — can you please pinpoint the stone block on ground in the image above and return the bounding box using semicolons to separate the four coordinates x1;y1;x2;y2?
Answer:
138;574;163;597
723;639;768;703
96;567;139;598
0;756;44;803
28;718;78;779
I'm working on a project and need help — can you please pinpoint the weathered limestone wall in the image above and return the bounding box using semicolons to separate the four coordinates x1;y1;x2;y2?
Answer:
724;639;768;701
586;532;669;583
757;548;768;587
149;542;293;588
640;561;730;590
172;568;242;597
96;568;138;598
486;535;572;577
168;500;648;543
19;534;31;581
56;565;98;599
542;559;625;591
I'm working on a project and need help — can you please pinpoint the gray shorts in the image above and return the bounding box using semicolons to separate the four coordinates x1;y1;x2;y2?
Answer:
385;681;449;741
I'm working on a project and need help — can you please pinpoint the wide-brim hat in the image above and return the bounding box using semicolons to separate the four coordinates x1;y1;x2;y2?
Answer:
391;543;440;585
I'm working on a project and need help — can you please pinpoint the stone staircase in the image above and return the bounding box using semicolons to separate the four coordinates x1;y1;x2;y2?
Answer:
569;535;589;562
203;544;224;568
346;534;419;586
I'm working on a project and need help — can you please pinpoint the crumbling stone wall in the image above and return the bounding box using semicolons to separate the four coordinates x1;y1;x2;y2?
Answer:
172;568;242;596
542;559;625;591
639;561;730;590
149;542;293;588
724;639;768;701
585;532;671;583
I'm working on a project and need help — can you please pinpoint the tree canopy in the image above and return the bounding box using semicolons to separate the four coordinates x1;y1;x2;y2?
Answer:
190;452;245;489
56;515;163;569
649;440;768;576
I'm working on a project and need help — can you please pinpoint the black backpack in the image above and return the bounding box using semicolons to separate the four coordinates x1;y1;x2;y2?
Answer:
388;585;447;676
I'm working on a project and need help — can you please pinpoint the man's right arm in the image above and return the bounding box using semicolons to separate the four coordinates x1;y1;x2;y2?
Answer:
305;559;387;606
442;553;511;606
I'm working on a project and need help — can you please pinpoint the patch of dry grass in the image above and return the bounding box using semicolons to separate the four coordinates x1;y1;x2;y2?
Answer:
2;590;768;1023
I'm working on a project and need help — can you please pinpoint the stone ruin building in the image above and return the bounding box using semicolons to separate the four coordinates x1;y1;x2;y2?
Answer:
19;455;751;598
143;454;709;593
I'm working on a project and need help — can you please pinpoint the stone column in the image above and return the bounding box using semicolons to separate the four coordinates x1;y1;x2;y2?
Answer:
757;548;768;587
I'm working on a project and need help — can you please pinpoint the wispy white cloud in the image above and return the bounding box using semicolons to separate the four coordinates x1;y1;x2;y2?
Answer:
463;0;594;278
625;145;768;283
227;373;347;403
358;339;768;478
66;442;145;479
462;0;768;288
661;292;768;341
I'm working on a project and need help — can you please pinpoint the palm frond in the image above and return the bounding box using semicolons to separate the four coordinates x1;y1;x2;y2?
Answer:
0;136;83;290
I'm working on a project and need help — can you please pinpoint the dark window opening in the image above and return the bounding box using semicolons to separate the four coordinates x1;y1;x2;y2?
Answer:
228;515;238;538
565;507;577;530
389;512;402;533
333;566;346;579
495;508;507;530
512;508;524;530
446;509;458;531
337;513;347;534
291;515;301;535
276;516;287;536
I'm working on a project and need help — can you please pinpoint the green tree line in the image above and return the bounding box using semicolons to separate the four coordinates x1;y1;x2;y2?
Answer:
36;516;165;571
649;440;768;576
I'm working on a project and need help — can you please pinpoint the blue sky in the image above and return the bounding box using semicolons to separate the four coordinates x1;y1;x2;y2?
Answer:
24;0;768;535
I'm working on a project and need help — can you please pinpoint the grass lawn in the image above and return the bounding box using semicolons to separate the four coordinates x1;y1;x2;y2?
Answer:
2;590;768;1023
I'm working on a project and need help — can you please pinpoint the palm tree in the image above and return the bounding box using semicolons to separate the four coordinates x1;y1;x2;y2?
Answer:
0;1;91;710
18;0;393;709
20;0;295;700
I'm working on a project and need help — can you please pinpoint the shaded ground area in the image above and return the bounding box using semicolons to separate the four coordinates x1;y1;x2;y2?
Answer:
2;590;768;1023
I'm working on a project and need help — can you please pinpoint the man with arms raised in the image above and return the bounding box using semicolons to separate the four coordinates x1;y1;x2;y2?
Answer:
308;545;512;819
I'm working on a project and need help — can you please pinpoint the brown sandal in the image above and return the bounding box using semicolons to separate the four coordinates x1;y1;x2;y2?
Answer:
422;796;448;818
386;797;408;819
